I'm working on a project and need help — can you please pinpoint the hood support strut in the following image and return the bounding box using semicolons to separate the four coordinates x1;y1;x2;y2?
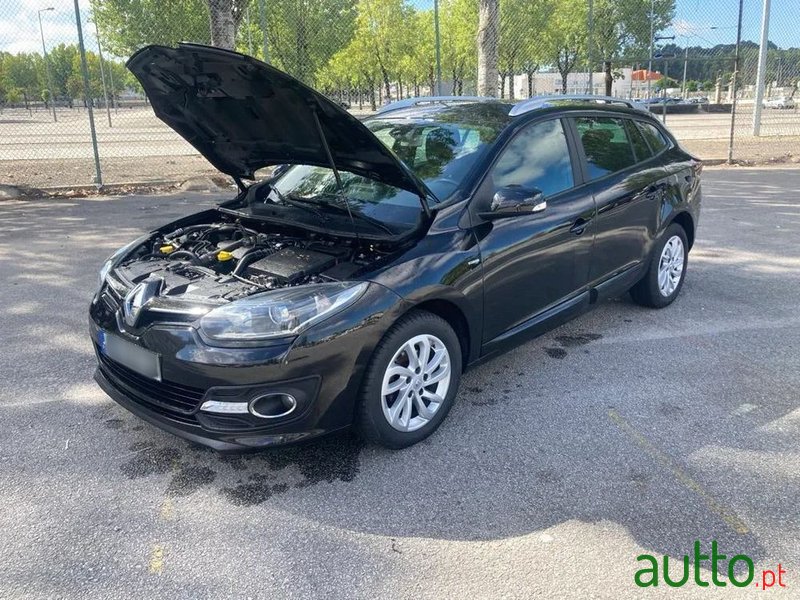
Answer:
310;104;362;245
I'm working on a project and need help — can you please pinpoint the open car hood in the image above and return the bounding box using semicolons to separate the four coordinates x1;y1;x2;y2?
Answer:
127;44;430;205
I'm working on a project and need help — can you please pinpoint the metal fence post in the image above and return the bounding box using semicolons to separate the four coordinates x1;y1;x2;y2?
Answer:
259;0;269;62
434;0;443;96
752;0;771;136
93;19;112;128
73;0;102;185
727;0;744;164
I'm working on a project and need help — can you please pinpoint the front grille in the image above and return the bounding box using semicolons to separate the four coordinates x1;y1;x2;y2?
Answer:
98;350;205;424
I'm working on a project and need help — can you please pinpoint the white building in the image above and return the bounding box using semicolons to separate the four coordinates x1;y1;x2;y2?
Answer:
508;68;635;99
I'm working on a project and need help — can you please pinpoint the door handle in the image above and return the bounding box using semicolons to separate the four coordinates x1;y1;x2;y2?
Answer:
570;217;592;235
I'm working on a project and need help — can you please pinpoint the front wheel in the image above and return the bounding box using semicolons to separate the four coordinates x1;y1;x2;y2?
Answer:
356;311;462;449
630;223;689;308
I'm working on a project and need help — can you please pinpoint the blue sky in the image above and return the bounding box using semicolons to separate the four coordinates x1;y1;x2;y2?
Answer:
2;0;798;56
671;0;798;48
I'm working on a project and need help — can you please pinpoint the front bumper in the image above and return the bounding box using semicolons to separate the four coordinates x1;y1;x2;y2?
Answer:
94;365;334;451
89;280;403;451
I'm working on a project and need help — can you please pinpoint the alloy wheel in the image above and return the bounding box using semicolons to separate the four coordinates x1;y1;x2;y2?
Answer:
658;235;685;297
381;334;451;432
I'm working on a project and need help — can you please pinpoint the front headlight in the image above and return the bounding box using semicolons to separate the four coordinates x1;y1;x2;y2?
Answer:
199;282;369;341
98;235;150;287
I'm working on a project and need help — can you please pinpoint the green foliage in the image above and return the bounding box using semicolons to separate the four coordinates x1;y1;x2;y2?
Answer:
90;0;211;57
0;44;129;105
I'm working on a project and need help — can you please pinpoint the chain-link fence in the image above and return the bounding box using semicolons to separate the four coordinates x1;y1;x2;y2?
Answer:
1;0;798;190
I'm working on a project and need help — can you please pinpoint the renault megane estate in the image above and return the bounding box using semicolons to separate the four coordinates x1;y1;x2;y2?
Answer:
91;43;701;450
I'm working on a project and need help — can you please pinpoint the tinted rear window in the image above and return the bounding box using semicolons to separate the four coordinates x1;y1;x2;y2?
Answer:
636;121;670;154
575;117;637;179
625;120;653;162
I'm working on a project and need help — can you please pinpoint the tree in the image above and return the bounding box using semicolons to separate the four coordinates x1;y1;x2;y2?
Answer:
259;0;356;85
440;0;478;95
591;0;675;96
498;0;551;99
91;0;211;56
207;0;249;49
1;52;43;109
476;0;499;96
545;0;586;94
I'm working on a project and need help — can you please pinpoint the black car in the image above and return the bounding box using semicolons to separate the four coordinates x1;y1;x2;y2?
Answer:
91;44;701;450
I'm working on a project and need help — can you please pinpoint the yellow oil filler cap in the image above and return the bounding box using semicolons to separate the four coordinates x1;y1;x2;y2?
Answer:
159;244;175;254
217;250;234;261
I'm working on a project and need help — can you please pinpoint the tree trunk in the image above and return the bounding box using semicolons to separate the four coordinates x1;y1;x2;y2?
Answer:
379;64;391;103
457;79;463;95
476;0;499;97
561;72;568;94
604;60;613;96
428;67;435;96
499;73;506;99
207;0;237;49
370;82;377;111
527;71;534;98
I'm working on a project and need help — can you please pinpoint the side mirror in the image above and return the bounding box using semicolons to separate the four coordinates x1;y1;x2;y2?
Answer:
478;185;547;220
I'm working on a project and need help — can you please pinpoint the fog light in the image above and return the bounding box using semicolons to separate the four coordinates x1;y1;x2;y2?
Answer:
248;393;297;419
200;400;249;414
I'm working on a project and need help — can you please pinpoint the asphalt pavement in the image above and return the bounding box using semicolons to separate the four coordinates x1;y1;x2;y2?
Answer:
0;168;798;598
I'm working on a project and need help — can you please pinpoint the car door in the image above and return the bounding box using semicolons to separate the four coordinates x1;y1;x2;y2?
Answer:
470;117;595;350
571;115;669;294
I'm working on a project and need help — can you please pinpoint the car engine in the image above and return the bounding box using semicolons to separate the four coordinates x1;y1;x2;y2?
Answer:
113;216;393;303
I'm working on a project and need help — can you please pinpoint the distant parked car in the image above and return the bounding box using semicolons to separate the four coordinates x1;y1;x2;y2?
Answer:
688;97;709;104
763;97;795;110
338;100;351;110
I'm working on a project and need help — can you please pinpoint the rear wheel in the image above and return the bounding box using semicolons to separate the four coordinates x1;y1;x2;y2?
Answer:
356;311;462;449
630;223;689;308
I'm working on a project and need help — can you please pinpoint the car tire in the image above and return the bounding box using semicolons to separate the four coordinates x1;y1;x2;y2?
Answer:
630;223;689;308
356;310;462;449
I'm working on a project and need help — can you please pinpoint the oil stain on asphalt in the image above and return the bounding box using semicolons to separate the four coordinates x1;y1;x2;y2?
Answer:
120;446;182;478
117;430;363;506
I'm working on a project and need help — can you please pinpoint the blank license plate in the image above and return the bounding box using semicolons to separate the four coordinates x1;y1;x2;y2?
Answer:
98;330;161;381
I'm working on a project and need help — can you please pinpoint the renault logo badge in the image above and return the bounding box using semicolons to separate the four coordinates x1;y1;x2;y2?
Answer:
122;277;163;327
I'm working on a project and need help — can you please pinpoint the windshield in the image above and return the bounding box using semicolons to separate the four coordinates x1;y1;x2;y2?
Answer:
269;117;504;231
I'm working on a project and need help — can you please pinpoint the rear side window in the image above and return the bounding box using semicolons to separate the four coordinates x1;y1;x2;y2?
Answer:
575;117;637;179
625;120;653;162
636;121;670;154
490;118;574;197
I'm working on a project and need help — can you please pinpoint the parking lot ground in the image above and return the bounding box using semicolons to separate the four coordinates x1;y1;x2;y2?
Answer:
0;168;798;598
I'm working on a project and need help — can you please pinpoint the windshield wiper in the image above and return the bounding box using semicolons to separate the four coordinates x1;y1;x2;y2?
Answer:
269;187;328;221
300;194;397;235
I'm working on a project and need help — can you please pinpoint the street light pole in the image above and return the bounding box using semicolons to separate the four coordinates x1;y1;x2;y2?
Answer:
434;0;443;96
93;19;112;128
38;8;57;123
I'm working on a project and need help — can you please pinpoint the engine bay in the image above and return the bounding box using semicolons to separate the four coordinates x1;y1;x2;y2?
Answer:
113;214;396;303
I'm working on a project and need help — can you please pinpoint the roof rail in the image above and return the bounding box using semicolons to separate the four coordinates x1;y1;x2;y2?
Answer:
509;95;646;117
376;96;492;115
